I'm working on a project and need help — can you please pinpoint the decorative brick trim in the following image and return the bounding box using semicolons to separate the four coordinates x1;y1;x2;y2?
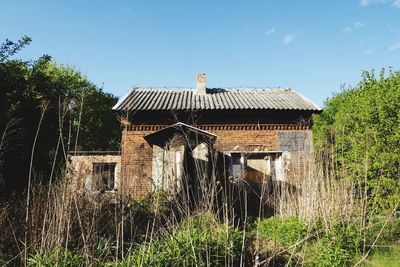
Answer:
122;123;310;131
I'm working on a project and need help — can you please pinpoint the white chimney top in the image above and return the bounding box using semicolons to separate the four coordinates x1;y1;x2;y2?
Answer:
196;73;206;95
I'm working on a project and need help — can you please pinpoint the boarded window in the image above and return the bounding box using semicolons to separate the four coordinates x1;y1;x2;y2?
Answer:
93;163;116;191
151;145;184;193
277;131;311;152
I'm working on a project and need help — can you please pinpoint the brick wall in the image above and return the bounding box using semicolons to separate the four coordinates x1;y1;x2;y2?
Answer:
120;129;154;198
67;153;121;191
120;123;313;198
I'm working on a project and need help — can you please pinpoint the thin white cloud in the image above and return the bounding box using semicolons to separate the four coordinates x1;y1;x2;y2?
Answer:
355;22;365;28
361;0;400;8
360;0;386;6
264;27;276;37
119;6;131;12
364;48;375;54
393;0;400;8
343;27;352;33
343;22;366;33
388;42;400;51
283;34;296;44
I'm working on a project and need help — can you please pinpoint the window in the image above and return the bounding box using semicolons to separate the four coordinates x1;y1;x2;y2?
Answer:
230;153;246;181
229;152;288;183
93;163;116;191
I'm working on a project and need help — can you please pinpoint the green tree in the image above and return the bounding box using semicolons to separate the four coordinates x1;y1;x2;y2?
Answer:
313;69;400;213
0;37;120;194
0;35;31;63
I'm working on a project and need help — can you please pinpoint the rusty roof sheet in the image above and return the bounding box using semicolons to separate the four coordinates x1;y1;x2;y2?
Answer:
112;87;321;111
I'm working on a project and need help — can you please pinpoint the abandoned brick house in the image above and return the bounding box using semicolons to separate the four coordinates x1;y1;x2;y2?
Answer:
67;74;321;200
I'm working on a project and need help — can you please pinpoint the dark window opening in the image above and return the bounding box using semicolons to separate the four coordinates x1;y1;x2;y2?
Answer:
93;163;116;191
229;152;285;183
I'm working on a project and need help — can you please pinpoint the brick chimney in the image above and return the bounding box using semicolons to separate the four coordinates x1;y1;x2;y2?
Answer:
196;73;206;95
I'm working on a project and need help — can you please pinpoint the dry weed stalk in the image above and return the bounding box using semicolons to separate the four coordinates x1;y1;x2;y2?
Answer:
24;100;49;264
275;151;359;225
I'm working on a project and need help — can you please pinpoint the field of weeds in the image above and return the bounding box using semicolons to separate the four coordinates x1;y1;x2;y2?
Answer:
1;157;399;267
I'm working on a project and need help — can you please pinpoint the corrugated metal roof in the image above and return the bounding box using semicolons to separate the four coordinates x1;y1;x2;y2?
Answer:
112;87;321;111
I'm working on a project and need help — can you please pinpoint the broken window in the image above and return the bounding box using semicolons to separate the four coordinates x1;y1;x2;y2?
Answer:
229;152;288;183
93;163;116;191
230;153;246;181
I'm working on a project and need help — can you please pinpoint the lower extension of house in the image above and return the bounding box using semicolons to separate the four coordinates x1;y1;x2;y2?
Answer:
67;74;321;211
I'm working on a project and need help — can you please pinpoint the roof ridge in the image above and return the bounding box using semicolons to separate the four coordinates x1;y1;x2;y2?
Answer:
133;87;289;91
113;86;321;111
135;87;193;91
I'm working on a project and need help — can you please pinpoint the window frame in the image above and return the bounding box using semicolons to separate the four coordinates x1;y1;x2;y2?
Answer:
228;151;287;183
92;162;117;192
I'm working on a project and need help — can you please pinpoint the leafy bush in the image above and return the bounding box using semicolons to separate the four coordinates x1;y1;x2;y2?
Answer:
28;248;84;267
257;216;307;247
365;217;400;245
115;213;243;267
313;69;400;213
305;222;363;267
365;245;400;267
255;218;364;266
306;236;351;267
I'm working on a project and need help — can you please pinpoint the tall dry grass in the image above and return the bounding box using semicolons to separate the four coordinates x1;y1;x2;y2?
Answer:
2;141;392;266
275;151;360;225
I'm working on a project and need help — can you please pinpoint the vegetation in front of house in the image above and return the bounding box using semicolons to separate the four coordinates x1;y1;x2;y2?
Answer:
19;198;399;267
115;213;243;267
364;246;400;267
1;36;400;266
256;216;308;247
28;248;85;267
313;69;400;213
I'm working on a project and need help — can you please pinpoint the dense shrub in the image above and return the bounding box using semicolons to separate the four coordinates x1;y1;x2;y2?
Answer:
254;217;367;266
0;37;120;194
365;217;400;245
305;222;363;267
313;69;400;213
306;236;352;267
117;213;243;267
365;246;400;267
257;216;307;247
28;248;84;267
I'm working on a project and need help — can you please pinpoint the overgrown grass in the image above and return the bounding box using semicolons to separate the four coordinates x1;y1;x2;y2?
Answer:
25;212;244;266
115;213;243;266
363;245;400;267
28;248;84;267
251;216;400;266
2;183;399;266
1;145;399;266
256;216;307;247
304;222;363;267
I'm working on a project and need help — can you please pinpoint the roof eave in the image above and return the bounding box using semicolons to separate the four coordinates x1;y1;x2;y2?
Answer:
112;88;136;111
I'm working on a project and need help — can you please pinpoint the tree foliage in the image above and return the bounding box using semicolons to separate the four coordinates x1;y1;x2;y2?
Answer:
313;69;400;212
0;35;31;63
0;36;120;194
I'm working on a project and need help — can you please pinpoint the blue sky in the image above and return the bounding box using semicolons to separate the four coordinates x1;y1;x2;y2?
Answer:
1;0;400;106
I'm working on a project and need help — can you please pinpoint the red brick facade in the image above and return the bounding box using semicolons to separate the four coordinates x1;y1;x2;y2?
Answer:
120;121;312;198
120;128;154;198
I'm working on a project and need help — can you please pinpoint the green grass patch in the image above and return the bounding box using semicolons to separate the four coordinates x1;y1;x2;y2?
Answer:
363;245;400;267
114;213;244;267
256;216;307;247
